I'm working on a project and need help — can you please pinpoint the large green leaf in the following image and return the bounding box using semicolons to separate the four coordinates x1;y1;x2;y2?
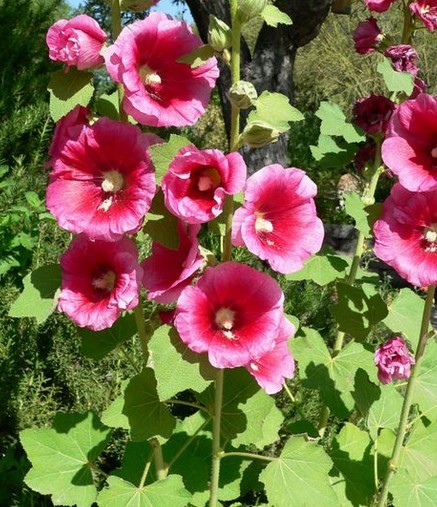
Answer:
48;69;94;122
415;339;437;421
148;134;192;185
399;420;437;482
367;383;404;440
310;135;359;168
101;381;130;430
21;412;111;507
9;264;61;324
148;325;215;401
97;475;191;507
260;437;338;507
143;189;180;249
285;253;349;286
377;57;414;95
315;101;364;143
391;470;437;507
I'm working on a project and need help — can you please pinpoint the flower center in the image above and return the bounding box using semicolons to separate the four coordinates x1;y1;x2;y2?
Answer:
255;211;273;234
424;224;437;252
215;307;237;340
197;167;222;192
101;170;124;193
431;146;437;159
92;270;116;291
139;65;162;87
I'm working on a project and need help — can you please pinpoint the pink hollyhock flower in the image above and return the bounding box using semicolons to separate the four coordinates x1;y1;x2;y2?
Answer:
410;77;428;99
353;18;383;54
162;146;247;224
384;45;419;75
232;164;324;274
365;0;397;12
352;94;396;136
142;222;204;303
410;0;437;31
58;235;143;331
105;12;219;127
246;317;295;394
47;117;159;241
174;262;284;369
373;184;437;286
46;15;107;70
47;105;91;167
374;336;415;384
382;94;437;192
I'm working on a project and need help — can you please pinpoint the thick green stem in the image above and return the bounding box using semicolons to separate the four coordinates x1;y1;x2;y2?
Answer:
138;449;154;489
209;368;224;507
150;437;167;481
134;304;149;361
376;285;435;507
401;0;414;44
220;451;275;462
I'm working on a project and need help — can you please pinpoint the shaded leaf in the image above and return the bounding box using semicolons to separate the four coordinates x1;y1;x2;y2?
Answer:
149;135;192;185
143;189;179;249
367;383;403;440
285;253;349;286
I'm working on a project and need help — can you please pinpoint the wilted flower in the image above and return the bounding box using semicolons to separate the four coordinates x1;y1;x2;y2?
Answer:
105;12;219;127
58;235;143;331
410;0;437;31
46;14;107;70
352;94;396;135
353;18;383;54
365;0;397;12
374;336;415;384
384;44;419;75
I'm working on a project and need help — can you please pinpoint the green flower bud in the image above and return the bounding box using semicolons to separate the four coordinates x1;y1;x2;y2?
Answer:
208;15;232;52
229;81;258;109
237;0;268;23
241;121;280;148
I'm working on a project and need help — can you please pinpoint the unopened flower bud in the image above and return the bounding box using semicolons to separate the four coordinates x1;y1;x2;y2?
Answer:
229;81;258;109
237;0;268;23
241;121;280;148
208;15;232;52
120;0;158;12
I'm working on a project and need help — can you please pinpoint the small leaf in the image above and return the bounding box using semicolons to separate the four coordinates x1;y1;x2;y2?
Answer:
377;57;414;95
260;4;293;27
143;189;179;249
177;44;216;68
310;135;358;167
48;69;94;122
316;101;365;143
9;264;61;324
285;253;349;286
344;192;370;235
149;134;192;186
248;91;304;132
21;412;111;507
367;383;403;440
260;437;338;507
95;93;119;120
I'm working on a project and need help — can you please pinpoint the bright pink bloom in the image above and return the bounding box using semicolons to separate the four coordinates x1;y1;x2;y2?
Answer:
105;12;219;127
410;0;437;31
384;45;419;75
174;262;284;369
232;164;324;274
162;146;246;224
47;117;158;241
374;336;415;384
46;15;107;70
353;18;383;54
58;235;142;331
142;222;204;303
373;184;437;287
382;94;437;192
47;105;90;167
365;0;397;12
246;317;295;394
352;94;396;135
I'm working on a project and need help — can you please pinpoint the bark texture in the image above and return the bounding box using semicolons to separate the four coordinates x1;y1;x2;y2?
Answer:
184;0;333;170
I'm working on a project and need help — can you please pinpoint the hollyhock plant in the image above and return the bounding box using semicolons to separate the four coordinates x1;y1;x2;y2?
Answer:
354;141;377;172
365;0;397;12
232;164;324;274
352;94;396;136
58;235;143;331
373;184;437;287
381;94;437;192
374;336;415;384
174;262;284;369
105;12;219;127
246;317;295;394
142;222;204;303
46;14;107;70
384;45;419;75
47;117;159;241
410;0;437;31
353;18;383;54
162;146;246;224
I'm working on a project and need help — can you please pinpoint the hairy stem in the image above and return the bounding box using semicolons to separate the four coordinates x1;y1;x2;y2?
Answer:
134;303;150;361
209;368;224;507
150;437;167;481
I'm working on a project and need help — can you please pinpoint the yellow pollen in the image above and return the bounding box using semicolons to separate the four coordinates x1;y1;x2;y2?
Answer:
92;270;116;291
215;307;235;330
102;170;124;193
139;65;162;87
255;212;273;234
425;228;437;243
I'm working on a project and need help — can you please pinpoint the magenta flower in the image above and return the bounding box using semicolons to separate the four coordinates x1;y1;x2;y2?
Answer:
232;164;324;274
174;262;284;369
105;12;219;127
353;18;383;54
373;184;437;287
162;146;247;224
382;94;437;192
410;0;437;31
384;45;419;75
365;0;397;12
142;222;204;303
58;235;143;331
47;117;158;241
352;95;396;136
374;337;415;384
246;317;295;394
411;77;428;99
46;14;107;70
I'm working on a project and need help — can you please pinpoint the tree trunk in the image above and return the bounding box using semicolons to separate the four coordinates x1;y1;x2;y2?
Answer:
184;0;333;170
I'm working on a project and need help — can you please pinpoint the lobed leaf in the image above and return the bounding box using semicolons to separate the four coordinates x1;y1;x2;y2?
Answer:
377;57;414;95
260;5;293;27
